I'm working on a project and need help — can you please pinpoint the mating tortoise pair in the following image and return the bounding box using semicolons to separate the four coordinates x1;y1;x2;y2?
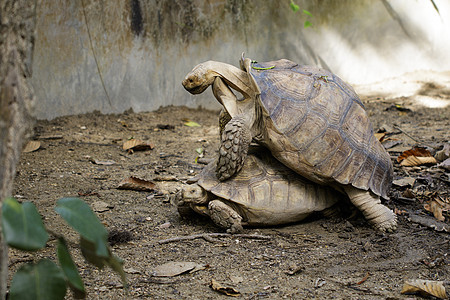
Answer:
180;55;397;232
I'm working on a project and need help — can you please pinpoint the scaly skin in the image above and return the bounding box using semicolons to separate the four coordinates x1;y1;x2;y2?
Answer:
344;186;397;232
216;115;252;181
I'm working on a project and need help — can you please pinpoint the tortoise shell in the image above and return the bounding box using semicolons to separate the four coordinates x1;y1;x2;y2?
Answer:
247;59;393;199
196;148;341;225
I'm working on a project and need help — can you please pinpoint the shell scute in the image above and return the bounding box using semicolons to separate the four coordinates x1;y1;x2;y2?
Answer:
285;112;328;150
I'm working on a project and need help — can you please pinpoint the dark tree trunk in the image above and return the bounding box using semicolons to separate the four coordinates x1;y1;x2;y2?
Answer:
0;0;37;297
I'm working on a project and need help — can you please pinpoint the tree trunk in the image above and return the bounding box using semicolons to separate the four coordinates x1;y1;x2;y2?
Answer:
0;0;37;297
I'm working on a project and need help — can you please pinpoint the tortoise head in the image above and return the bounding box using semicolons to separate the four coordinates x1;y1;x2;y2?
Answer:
183;60;254;97
182;184;208;204
182;61;218;95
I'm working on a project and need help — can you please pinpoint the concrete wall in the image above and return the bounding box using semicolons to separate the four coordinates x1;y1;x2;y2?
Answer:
31;0;450;119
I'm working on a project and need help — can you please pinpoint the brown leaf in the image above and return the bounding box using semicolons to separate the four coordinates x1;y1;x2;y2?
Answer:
397;147;437;166
401;279;447;299
210;279;241;297
393;177;415;187
117;177;156;191
123;139;154;151
400;156;437;166
374;132;386;142
23;141;41;153
424;201;445;221
151;261;200;277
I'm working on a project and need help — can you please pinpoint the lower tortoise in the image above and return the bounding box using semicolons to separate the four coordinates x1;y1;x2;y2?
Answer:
177;147;343;233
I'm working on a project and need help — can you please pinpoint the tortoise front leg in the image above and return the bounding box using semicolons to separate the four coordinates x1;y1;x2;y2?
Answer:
208;200;243;233
213;77;252;181
344;186;397;232
218;109;232;135
216;115;252;181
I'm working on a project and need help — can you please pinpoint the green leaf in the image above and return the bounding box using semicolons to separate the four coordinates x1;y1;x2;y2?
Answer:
80;237;127;287
252;65;275;70
290;0;299;12
184;121;201;127
304;20;312;28
55;197;108;257
106;254;127;288
2;198;48;251
9;259;67;300
57;238;86;299
303;9;313;17
80;237;106;269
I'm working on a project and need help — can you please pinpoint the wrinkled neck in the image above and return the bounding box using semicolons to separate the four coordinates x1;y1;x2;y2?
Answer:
203;61;253;98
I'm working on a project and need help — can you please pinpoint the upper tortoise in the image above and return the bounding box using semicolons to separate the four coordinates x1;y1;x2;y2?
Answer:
182;56;396;232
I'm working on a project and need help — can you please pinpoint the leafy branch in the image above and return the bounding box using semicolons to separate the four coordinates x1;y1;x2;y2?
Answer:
290;0;313;28
2;197;126;299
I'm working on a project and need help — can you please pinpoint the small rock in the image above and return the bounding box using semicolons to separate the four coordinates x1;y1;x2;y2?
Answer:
124;267;141;274
92;201;113;212
157;222;171;229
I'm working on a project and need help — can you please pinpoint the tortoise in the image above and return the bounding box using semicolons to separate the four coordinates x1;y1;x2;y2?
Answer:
177;147;343;233
182;55;397;232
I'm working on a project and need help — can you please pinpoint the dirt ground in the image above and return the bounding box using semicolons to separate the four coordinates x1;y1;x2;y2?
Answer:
9;79;450;299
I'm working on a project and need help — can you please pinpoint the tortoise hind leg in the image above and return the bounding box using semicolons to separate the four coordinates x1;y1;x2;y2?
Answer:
344;186;397;232
208;200;243;233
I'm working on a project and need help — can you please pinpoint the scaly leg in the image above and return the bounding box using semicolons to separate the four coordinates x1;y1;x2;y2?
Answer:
216;115;252;181
344;186;397;232
208;200;243;233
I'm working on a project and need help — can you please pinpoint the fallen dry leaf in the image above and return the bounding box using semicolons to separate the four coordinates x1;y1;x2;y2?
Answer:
123;139;154;151
393;177;415;187
397;147;437;166
152;261;202;277
117;177;156;191
424;200;445;222
401;279;447;299
23;141;41;153
374;132;386;142
210;279;241;297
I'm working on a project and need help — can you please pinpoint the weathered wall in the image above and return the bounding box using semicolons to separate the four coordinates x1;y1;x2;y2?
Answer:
31;0;450;119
